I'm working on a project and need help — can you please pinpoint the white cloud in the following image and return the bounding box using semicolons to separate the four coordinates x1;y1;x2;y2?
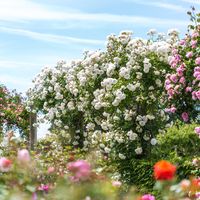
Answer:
0;60;40;69
181;0;200;5
0;0;188;27
0;74;31;89
0;27;104;46
126;0;186;12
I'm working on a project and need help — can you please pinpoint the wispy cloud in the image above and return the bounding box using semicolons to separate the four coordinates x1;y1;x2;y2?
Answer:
0;27;104;46
181;0;200;5
0;0;188;27
0;74;31;90
0;60;41;69
126;0;187;12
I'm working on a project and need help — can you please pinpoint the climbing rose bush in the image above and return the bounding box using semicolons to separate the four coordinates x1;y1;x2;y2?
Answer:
0;85;29;138
27;29;178;158
165;10;200;125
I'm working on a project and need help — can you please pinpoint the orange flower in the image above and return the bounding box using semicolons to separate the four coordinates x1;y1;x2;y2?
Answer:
154;160;176;181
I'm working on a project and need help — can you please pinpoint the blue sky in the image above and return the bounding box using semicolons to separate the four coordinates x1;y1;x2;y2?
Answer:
0;0;199;94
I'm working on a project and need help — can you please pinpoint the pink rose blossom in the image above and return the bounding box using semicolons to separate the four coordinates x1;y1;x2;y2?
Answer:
186;52;193;58
17;149;31;164
176;67;184;76
179;40;185;45
195;127;200;136
192;32;199;38
170;74;178;83
179;77;185;84
47;166;55;174
185;87;192;92
191;40;197;48
195;57;200;65
0;157;12;172
67;160;91;181
141;194;156;200
181;112;189;122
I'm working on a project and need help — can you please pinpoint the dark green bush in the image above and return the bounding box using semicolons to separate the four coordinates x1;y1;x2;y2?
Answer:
113;123;200;196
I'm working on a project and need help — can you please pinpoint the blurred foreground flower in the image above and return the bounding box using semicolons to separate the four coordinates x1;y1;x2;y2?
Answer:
0;157;12;172
67;160;91;181
17;149;31;164
154;160;176;181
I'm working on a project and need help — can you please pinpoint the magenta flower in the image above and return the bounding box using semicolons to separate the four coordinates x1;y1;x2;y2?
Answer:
181;112;189;122
141;194;156;200
67;160;91;181
38;184;49;193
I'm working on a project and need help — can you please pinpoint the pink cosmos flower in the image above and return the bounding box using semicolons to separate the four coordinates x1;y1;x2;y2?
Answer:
17;149;31;164
181;112;189;122
195;57;200;65
67;160;91;181
141;194;155;200
195;127;200;136
0;157;12;172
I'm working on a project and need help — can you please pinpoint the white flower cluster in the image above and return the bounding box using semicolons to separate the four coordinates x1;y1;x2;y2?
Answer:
27;30;178;156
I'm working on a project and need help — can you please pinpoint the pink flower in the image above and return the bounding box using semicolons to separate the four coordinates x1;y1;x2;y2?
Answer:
38;184;49;192
192;32;199;38
196;91;200;100
170;74;178;83
47;166;55;174
179;77;185;84
179;40;185;45
195;127;200;136
170;106;176;113
112;180;122;187
67;160;91;181
191;40;197;48
176;67;184;76
185;87;192;92
195;57;200;65
0;157;12;172
17;149;31;164
192;158;199;166
186;52;193;58
141;194;155;200
181;112;189;122
32;192;37;200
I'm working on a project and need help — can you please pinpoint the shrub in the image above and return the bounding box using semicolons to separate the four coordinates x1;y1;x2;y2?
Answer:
0;85;29;139
113;123;200;194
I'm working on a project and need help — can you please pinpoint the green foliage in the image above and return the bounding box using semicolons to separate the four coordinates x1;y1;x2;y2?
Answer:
113;123;200;195
154;123;200;159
